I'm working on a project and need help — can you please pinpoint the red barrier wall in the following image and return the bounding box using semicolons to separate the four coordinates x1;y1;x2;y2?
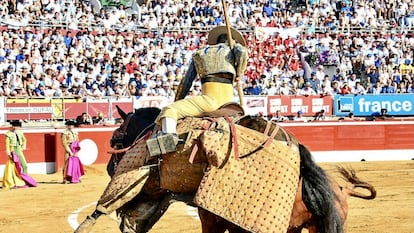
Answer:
281;122;414;151
0;127;115;171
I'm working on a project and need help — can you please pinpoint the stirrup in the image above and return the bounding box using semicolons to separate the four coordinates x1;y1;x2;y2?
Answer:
146;132;183;157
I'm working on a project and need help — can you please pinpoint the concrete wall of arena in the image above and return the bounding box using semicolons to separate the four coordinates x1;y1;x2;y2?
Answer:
0;121;413;174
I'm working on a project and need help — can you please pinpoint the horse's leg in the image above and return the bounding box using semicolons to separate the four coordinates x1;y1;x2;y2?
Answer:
118;166;178;233
198;208;227;233
226;226;251;233
288;178;313;232
308;225;318;233
286;227;303;233
118;198;164;233
140;192;178;232
199;207;253;233
118;192;195;232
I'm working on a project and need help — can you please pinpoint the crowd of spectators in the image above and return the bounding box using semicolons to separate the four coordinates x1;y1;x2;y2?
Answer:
0;0;413;100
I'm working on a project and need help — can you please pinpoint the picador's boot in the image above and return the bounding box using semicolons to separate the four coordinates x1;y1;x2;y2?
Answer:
146;117;184;157
146;132;183;157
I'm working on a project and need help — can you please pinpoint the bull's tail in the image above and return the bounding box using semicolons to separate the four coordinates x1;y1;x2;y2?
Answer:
337;166;377;200
299;144;344;233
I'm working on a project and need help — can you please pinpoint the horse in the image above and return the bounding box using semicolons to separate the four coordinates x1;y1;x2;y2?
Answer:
75;105;374;233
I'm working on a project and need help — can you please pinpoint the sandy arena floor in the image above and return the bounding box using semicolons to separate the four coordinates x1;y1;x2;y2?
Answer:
0;161;413;233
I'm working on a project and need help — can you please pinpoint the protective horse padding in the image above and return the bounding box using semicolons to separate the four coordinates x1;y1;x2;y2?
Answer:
96;142;150;214
159;117;233;192
194;125;300;233
199;118;232;167
159;150;206;193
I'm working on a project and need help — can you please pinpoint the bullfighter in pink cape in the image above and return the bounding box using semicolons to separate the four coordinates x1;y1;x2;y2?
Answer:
66;140;85;183
61;120;84;184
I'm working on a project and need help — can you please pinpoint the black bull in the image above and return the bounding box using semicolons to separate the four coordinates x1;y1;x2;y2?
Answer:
76;106;344;233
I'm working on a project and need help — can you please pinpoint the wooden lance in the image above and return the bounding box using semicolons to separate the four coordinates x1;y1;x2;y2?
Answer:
221;0;244;106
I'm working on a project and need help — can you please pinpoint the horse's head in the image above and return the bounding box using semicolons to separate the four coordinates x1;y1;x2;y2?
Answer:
110;105;161;149
107;106;161;177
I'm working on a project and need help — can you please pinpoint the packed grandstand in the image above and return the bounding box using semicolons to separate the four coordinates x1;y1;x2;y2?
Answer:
0;0;413;121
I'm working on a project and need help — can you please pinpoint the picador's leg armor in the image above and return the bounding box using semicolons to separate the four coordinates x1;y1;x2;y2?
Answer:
146;117;183;157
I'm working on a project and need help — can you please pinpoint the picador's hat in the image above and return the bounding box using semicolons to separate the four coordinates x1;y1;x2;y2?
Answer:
65;120;76;126
207;26;246;47
10;120;22;127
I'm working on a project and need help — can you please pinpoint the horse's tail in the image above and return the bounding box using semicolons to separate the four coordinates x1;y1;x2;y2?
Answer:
299;144;344;233
337;166;377;200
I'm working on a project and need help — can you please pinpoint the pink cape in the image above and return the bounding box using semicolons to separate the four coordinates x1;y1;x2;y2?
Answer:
66;156;85;183
65;140;85;183
12;152;37;187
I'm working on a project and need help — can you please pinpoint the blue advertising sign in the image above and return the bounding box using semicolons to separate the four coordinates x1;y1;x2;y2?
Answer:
334;94;414;116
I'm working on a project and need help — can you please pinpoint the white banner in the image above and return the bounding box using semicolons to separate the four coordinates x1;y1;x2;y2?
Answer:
132;96;267;117
255;27;302;40
133;96;172;109
243;96;268;116
5;107;53;114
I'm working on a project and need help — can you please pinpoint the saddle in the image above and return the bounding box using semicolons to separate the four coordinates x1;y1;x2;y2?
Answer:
147;102;245;157
198;102;245;118
176;103;245;165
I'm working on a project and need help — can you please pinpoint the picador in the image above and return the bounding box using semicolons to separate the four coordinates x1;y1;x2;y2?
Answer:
147;26;248;156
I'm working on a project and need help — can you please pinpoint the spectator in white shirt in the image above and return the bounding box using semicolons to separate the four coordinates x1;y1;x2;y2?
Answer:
293;110;307;122
352;81;367;95
318;84;334;97
279;80;291;95
89;84;102;99
140;83;152;96
368;81;382;95
299;82;317;96
315;65;326;81
270;110;288;122
265;81;278;95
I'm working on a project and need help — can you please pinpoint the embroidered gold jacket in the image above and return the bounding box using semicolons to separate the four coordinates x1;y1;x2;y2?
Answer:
176;42;248;101
62;129;79;154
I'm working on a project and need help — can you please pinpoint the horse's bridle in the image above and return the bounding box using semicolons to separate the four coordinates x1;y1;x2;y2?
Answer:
108;111;156;176
110;113;134;149
110;113;157;151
